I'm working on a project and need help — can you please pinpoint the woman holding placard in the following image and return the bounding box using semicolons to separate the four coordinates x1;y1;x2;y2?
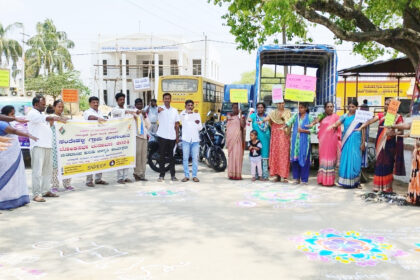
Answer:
307;101;341;186
328;100;365;188
358;98;405;193
261;101;292;182
285;103;314;184
226;103;246;180
248;102;271;180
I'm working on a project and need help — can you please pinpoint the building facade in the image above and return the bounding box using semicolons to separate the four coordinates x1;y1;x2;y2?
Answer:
91;33;221;107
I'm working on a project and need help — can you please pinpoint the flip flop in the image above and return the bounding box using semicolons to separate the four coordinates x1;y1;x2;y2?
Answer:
95;180;109;185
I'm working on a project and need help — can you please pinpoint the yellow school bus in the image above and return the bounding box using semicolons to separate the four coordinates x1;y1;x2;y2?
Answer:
158;75;224;121
335;80;413;115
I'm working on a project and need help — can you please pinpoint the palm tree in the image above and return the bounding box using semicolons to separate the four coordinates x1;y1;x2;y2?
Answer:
25;19;74;78
0;22;23;67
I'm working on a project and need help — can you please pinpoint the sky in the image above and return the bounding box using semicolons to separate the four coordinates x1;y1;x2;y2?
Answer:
0;0;391;85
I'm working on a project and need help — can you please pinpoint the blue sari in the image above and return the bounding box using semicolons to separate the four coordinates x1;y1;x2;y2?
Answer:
249;113;271;179
338;114;362;188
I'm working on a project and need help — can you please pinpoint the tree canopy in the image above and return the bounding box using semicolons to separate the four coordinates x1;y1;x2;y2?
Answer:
211;0;420;68
0;22;22;67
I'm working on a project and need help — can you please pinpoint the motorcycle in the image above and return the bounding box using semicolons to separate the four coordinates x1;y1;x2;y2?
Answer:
148;132;184;173
199;112;227;172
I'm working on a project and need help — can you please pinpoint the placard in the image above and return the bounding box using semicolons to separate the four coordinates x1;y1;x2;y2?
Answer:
354;109;373;123
133;78;151;91
230;88;248;103
284;74;316;102
272;85;283;103
0;69;10;88
61;89;79;103
410;119;420;138
384;99;401;126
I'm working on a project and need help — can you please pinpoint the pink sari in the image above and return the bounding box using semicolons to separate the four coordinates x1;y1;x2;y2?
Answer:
226;115;244;179
317;114;341;186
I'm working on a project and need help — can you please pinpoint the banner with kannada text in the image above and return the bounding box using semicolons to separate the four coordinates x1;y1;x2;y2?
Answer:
55;117;136;179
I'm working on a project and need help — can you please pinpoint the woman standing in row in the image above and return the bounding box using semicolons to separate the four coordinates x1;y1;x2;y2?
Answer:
329;100;365;188
263;101;292;182
285;103;314;184
358;98;405;193
226;103;246;180
248;102;271;180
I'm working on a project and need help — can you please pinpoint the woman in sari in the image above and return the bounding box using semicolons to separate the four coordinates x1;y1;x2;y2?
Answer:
262;101;292;182
0;106;38;210
285;103;314;184
248;102;271;180
226;103;245;180
51;100;74;192
329;100;365;188
308;102;341;186
358;98;405;193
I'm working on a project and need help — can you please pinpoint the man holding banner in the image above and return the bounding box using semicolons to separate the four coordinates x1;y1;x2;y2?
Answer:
84;96;109;187
358;98;405;193
133;98;150;181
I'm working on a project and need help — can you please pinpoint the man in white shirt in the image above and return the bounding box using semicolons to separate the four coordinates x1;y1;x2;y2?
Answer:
144;99;158;136
180;100;202;182
111;92;135;184
156;93;180;182
28;96;67;202
133;98;151;181
84;96;109;187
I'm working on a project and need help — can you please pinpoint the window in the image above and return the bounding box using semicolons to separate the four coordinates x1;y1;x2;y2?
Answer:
119;60;129;76
170;59;179;75
162;79;198;92
126;90;130;105
143;60;163;78
193;59;201;75
103;90;108;105
102;60;107;76
142;61;149;78
159;60;163;76
203;82;215;102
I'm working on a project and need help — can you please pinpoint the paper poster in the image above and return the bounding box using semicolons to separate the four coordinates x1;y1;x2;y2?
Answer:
284;74;316;102
410;119;420;138
55;117;136;179
272;85;283;103
354;110;374;123
230;88;248;103
384;100;401;126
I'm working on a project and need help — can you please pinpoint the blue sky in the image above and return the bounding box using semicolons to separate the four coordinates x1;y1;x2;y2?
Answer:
1;0;382;84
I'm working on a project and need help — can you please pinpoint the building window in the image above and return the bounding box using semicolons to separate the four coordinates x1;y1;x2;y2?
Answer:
143;60;163;78
103;89;108;105
142;61;149;78
170;59;178;75
120;60;129;76
193;59;201;75
102;60;107;76
159;60;163;76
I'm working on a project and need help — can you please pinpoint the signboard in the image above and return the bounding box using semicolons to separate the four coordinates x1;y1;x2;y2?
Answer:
133;78;151;91
384;99;401;126
272;85;283;103
61;89;79;103
284;74;316;102
354;109;373;123
410;119;420;138
0;69;10;88
230;88;248;103
55;117;136;179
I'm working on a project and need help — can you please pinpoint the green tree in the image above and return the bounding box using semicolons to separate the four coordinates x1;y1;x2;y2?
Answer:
25;71;90;107
0;22;22;67
235;68;283;97
211;0;420;68
25;19;74;78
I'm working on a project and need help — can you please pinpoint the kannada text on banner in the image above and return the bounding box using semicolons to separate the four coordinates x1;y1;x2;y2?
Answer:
55;117;136;179
284;74;316;102
230;88;248;103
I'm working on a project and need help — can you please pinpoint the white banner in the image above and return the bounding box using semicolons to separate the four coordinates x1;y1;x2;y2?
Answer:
354;109;374;123
133;77;151;91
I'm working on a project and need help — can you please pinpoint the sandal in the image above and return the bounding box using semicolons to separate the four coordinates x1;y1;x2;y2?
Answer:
86;182;95;187
192;177;199;182
283;179;289;183
33;196;46;202
181;177;189;182
95;180;109;185
43;192;59;198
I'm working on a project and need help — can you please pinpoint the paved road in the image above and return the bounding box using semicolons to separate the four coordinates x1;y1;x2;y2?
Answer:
0;160;419;280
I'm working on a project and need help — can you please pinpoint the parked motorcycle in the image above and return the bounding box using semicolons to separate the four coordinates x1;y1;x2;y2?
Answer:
199;112;227;172
148;132;184;173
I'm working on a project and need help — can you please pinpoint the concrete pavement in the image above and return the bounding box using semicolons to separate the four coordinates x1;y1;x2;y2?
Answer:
0;160;419;280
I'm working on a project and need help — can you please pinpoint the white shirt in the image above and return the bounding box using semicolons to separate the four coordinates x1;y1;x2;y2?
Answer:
156;106;180;140
145;105;158;123
136;113;151;139
111;106;128;118
83;107;103;120
180;110;202;142
27;109;52;149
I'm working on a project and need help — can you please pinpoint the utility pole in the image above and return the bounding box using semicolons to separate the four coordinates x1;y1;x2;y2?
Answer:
204;33;207;78
282;25;288;80
21;26;26;96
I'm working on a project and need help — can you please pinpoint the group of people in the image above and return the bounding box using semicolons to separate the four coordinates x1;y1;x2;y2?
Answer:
225;98;418;204
0;92;203;210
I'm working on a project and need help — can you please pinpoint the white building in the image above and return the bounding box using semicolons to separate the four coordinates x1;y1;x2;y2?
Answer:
91;33;221;107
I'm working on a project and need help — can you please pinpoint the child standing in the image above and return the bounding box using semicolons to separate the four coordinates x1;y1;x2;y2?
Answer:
248;130;263;181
